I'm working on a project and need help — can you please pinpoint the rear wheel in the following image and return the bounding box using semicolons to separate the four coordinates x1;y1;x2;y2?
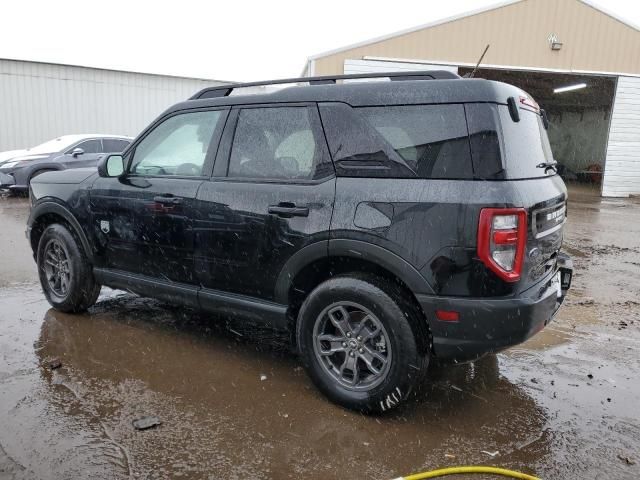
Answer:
37;223;101;312
297;274;429;413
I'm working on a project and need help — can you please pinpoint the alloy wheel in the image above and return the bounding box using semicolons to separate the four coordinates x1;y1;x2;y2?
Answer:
312;301;392;391
42;239;71;298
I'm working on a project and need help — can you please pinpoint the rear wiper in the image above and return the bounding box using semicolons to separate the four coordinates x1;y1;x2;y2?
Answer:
536;161;558;173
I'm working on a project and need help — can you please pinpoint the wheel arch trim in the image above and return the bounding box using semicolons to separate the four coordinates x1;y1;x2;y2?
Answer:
328;239;435;295
28;201;93;262
274;241;329;304
274;239;435;305
28;164;63;179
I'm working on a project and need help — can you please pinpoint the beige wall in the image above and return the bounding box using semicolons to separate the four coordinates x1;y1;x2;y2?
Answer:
312;0;640;76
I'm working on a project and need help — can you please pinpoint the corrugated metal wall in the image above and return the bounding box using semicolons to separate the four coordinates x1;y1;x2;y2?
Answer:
602;76;640;197
0;59;225;151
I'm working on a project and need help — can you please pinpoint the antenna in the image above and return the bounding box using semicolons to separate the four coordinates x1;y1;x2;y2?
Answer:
467;44;490;78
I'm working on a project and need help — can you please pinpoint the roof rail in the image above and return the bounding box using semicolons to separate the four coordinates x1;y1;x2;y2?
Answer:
190;70;460;100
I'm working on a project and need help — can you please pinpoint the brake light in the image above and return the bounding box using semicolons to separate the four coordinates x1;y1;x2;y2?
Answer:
519;95;540;112
477;208;527;282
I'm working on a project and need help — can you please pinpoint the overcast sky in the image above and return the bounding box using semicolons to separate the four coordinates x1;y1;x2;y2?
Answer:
0;0;638;82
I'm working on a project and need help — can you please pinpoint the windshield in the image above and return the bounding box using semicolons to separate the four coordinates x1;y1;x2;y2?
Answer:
26;137;80;154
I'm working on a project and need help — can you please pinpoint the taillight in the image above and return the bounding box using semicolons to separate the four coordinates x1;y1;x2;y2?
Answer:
477;208;527;282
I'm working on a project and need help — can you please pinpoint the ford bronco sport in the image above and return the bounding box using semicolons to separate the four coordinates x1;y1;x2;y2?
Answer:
27;71;572;413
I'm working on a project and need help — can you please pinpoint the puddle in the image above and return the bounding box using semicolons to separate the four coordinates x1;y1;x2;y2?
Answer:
1;187;639;479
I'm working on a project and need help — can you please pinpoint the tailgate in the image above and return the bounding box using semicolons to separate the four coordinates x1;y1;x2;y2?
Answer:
521;188;567;290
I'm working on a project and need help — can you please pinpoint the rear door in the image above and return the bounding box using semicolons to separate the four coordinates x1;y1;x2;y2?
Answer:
90;108;228;284
103;138;131;154
194;104;335;301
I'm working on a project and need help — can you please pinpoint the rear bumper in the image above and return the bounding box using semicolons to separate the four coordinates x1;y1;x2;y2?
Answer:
418;253;573;362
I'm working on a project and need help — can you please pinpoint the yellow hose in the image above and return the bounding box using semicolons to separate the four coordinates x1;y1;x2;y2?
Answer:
396;465;540;480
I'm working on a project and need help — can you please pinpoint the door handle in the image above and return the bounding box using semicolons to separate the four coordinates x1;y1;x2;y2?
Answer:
268;203;309;217
153;195;183;205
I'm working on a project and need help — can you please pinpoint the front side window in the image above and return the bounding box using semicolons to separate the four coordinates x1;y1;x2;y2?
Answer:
130;110;223;177
74;139;102;154
228;107;331;180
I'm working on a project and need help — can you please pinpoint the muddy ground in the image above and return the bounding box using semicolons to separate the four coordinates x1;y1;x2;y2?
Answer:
0;185;639;480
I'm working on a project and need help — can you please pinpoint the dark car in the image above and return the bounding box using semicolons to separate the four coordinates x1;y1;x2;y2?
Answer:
26;71;572;413
0;134;132;193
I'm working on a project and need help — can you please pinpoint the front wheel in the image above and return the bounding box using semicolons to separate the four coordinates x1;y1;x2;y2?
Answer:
37;223;101;312
297;274;429;413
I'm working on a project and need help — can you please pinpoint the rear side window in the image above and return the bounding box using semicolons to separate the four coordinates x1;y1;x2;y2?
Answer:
319;103;472;179
103;139;130;152
228;106;332;180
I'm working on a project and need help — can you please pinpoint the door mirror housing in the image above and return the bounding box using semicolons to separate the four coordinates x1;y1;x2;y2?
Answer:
71;147;85;157
98;154;125;178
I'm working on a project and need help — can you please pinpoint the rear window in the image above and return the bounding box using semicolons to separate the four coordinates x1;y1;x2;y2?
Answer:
319;103;473;179
466;103;555;180
498;106;555;179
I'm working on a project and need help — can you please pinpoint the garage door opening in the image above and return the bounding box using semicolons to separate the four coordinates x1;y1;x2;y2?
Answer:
459;68;617;193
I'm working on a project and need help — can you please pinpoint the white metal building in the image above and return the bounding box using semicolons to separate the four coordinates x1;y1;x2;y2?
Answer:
0;58;227;152
304;0;640;197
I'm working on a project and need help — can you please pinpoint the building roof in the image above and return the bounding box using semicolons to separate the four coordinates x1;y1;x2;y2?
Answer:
307;0;640;77
0;56;231;84
309;0;521;61
309;0;639;61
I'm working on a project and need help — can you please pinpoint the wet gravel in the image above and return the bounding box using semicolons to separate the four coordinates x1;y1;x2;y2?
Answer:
0;185;639;479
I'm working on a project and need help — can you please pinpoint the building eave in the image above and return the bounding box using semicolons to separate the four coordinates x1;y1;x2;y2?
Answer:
307;0;522;61
307;0;640;62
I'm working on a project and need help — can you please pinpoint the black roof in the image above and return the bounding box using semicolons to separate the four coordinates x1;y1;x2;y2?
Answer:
167;71;526;115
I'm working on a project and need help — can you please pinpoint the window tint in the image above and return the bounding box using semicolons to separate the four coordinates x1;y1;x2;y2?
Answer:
103;139;130;153
74;139;102;154
319;103;472;179
498;106;555;179
130;110;223;176
359;105;472;179
228;107;331;180
465;103;505;179
319;103;412;178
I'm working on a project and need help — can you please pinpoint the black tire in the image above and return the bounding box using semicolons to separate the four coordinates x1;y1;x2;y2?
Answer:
37;223;101;312
297;274;429;413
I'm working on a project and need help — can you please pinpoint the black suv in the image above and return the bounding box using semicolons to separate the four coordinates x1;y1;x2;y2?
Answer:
27;71;572;413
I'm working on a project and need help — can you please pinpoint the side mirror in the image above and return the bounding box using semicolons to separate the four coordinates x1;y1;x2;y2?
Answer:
98;154;125;178
71;147;85;157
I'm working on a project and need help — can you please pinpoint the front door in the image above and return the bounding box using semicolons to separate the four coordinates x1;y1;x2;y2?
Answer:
90;108;228;284
194;105;335;301
59;138;105;168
